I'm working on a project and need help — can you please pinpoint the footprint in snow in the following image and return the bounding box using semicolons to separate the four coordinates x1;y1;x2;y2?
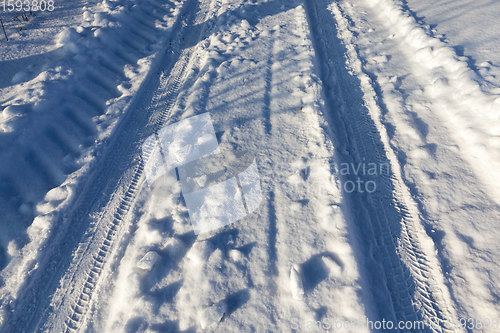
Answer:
300;166;311;181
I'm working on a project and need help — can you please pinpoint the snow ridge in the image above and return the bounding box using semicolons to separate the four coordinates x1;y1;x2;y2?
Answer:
0;0;189;331
367;0;500;204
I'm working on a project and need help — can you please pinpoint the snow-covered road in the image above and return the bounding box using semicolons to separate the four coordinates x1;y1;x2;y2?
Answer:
0;0;498;332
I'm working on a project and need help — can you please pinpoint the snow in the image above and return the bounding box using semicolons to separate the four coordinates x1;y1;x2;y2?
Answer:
161;237;186;259
289;265;305;301
332;0;500;328
136;250;160;272
199;301;227;329
0;0;499;331
406;0;500;91
142;112;220;186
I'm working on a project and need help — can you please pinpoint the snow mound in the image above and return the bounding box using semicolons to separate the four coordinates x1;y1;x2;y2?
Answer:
55;28;81;54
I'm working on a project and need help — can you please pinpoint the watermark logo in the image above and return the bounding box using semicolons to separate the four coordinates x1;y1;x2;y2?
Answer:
338;162;391;193
141;112;262;234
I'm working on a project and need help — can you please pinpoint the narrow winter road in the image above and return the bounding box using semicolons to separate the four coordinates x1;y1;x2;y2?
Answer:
102;1;370;331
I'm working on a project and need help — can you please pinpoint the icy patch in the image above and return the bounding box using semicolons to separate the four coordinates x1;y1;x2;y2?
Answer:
136;251;160;272
290;265;305;301
199;301;226;329
238;159;263;214
178;149;262;234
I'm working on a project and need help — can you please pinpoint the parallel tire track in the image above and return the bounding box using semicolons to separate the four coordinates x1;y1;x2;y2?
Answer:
302;0;454;331
61;0;222;331
63;27;191;333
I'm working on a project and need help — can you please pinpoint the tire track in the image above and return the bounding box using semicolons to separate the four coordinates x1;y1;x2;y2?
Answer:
62;62;188;332
302;0;455;331
60;0;224;331
2;0;220;332
60;1;221;331
263;34;278;283
0;0;177;307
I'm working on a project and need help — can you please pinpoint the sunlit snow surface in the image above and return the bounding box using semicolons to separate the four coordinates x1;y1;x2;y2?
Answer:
0;0;498;331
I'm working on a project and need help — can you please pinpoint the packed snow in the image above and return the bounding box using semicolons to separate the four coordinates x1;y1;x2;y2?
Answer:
0;0;498;332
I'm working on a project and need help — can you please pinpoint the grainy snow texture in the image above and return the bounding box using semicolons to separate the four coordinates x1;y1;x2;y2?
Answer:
0;0;498;332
